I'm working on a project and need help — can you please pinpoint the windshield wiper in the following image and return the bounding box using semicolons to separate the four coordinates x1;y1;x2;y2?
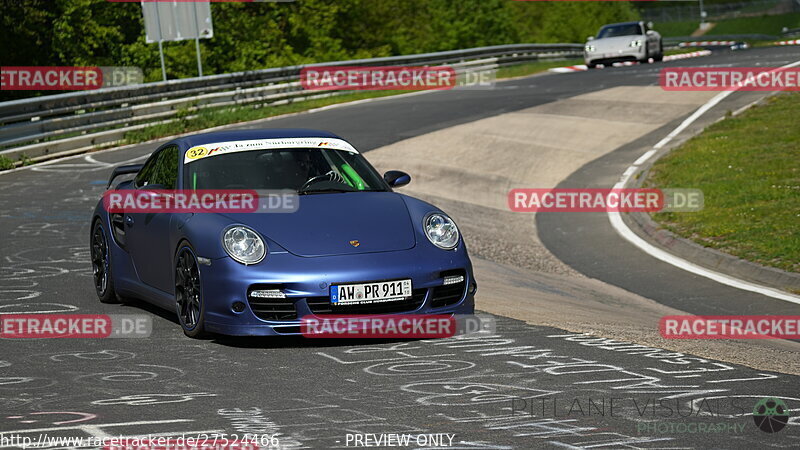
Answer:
298;187;355;195
298;187;390;195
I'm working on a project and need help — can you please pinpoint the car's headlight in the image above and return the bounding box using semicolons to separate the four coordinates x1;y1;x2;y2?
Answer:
424;213;460;250
585;44;595;52
222;226;266;264
630;39;643;47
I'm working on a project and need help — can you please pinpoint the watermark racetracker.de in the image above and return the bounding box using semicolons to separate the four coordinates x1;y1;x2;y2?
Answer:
0;314;151;338
1;66;143;90
660;67;800;91
300;65;496;91
301;314;495;339
660;315;800;339
102;189;299;214
508;188;704;212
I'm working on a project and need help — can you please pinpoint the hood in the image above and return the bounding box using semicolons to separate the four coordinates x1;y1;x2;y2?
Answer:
592;36;642;52
220;192;417;257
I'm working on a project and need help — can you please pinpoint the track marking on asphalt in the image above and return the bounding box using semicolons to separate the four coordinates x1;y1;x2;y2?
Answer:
30;154;149;173
608;59;800;305
0;418;192;435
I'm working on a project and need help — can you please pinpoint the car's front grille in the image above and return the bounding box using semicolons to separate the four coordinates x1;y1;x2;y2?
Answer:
248;272;468;321
247;298;297;321
247;285;297;321
273;326;302;334
307;288;427;315
430;270;466;308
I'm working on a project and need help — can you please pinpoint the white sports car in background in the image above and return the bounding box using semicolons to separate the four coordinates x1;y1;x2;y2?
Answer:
584;21;663;68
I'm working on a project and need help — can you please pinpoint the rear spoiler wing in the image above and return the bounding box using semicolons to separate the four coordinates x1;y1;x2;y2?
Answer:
107;164;143;188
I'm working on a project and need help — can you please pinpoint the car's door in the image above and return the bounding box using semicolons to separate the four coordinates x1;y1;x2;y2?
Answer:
125;145;180;294
644;24;659;55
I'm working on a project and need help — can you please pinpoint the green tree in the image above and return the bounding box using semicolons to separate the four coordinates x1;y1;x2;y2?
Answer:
1;0;640;100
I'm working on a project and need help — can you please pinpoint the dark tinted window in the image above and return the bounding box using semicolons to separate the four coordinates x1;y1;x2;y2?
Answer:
184;148;388;193
134;154;158;188
597;24;643;38
151;146;179;188
134;146;179;188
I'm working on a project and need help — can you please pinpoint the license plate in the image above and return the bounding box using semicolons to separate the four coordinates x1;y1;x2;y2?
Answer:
331;279;412;305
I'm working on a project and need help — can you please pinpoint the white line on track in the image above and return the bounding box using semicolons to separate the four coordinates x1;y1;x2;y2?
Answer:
608;60;800;305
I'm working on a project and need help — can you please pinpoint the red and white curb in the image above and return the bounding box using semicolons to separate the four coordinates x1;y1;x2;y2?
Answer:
664;50;713;60
549;65;589;73
681;39;799;47
679;40;737;47
548;50;712;73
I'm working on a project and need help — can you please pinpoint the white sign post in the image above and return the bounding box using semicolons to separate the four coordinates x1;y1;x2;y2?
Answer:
141;1;214;80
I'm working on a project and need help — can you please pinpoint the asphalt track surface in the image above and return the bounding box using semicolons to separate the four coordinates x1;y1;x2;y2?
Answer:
1;46;799;448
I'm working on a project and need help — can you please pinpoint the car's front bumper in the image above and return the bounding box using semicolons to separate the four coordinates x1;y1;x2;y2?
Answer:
585;46;646;65
198;245;476;336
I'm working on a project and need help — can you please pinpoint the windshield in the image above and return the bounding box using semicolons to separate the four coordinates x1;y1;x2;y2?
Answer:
184;147;389;193
597;23;643;39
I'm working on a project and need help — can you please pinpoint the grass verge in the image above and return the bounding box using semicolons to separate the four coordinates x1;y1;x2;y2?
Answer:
646;92;800;273
712;13;800;35
657;12;800;38
657;21;702;38
0;153;32;170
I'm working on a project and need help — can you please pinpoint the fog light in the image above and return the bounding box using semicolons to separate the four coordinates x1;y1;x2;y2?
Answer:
250;289;286;299
443;275;465;286
468;282;477;295
231;301;246;313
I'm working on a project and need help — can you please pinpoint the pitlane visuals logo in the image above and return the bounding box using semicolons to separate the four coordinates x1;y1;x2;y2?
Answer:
752;397;790;433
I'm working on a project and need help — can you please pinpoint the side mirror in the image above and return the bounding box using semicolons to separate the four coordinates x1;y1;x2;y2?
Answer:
383;170;411;188
587;36;595;41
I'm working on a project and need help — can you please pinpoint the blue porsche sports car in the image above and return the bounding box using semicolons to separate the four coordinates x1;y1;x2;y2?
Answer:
91;129;476;337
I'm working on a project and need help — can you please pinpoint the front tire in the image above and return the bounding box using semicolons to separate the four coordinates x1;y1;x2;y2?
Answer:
175;244;207;338
91;221;119;304
654;41;664;62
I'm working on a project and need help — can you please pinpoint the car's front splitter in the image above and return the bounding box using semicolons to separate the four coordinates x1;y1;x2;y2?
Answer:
586;48;646;65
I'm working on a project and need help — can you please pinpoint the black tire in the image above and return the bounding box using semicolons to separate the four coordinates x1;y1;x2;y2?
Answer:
91;221;120;304
640;44;652;64
587;63;597;69
654;41;664;62
175;244;207;338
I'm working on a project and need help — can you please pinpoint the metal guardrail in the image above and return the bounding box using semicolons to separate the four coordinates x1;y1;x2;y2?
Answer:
0;43;582;163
